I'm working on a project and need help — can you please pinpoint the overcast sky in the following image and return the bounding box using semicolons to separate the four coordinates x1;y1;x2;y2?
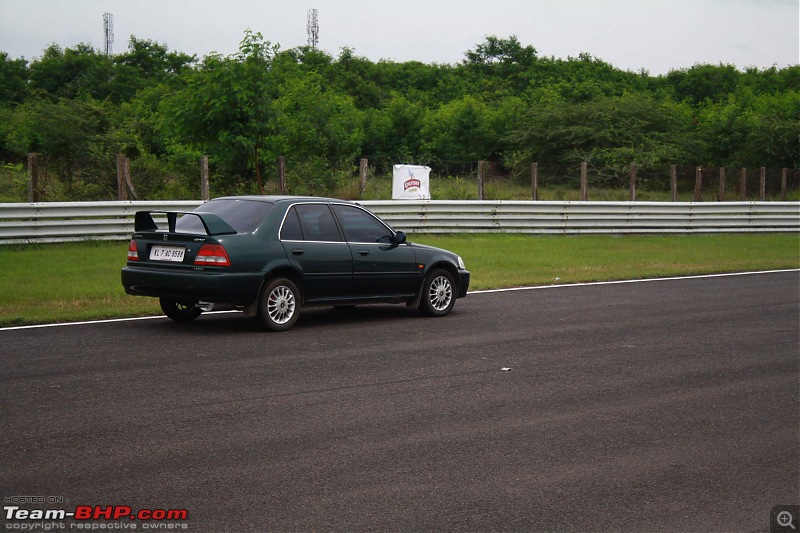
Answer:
0;0;797;75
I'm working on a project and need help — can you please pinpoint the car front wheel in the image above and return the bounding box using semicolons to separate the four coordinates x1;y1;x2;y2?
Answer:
258;277;300;332
418;268;456;317
159;297;202;322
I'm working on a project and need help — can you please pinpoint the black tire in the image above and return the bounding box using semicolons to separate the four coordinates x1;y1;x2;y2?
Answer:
418;268;456;317
258;277;301;332
159;297;202;322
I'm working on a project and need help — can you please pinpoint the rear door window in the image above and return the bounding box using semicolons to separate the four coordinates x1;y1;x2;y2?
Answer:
292;204;343;242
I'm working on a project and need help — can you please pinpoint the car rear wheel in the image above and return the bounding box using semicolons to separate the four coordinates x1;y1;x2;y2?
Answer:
159;297;202;322
418;268;456;317
258;277;300;332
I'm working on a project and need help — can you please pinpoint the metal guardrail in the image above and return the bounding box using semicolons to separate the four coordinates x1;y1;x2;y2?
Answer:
366;200;800;234
0;201;201;244
0;200;798;244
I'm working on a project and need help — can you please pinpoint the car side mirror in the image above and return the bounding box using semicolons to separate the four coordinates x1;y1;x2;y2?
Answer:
393;231;407;246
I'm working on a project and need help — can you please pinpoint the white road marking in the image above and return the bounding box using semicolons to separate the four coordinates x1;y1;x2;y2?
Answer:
469;269;799;294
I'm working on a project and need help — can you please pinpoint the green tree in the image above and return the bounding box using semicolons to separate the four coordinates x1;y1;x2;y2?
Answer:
0;52;28;104
458;36;538;100
273;46;333;76
27;43;115;101
747;91;800;168
700;89;800;168
374;60;456;106
111;37;195;101
543;53;647;102
510;93;704;185
464;35;538;68
361;94;425;170
665;63;741;105
6;97;116;198
161;30;278;193
326;47;385;109
272;73;364;192
422;95;501;165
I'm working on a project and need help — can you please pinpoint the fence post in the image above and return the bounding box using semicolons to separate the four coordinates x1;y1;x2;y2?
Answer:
693;166;703;202
718;167;726;202
27;153;40;203
740;168;747;200
200;156;210;201
359;158;368;198
478;160;485;201
531;162;538;201
116;154;127;201
120;155;139;200
629;164;636;202
277;156;286;195
123;157;138;200
580;162;588;201
759;167;766;201
781;168;788;201
670;165;677;202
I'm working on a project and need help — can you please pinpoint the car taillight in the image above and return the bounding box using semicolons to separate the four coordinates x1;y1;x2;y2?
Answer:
127;240;139;261
194;244;231;267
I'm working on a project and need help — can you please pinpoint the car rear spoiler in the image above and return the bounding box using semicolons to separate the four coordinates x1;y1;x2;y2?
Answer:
134;211;237;236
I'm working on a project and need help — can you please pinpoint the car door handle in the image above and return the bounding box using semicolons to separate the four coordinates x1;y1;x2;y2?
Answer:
358;249;370;256
292;249;304;255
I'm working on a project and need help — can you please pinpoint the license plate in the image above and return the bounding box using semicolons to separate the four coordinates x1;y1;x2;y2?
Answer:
149;245;186;262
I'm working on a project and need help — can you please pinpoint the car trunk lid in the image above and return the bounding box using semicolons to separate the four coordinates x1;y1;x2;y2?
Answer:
129;211;237;268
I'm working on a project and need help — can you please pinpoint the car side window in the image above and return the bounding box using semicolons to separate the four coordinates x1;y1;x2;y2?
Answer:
280;207;304;241
293;204;342;242
332;204;394;244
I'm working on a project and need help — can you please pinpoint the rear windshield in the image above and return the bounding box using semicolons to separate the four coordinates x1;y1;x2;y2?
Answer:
176;199;274;234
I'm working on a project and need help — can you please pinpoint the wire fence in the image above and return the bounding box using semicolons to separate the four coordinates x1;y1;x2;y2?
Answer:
7;153;800;203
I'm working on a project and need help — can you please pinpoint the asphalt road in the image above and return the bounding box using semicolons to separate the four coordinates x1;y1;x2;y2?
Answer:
2;272;798;532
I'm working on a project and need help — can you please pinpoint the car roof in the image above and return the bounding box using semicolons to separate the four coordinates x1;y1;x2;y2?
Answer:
210;195;349;204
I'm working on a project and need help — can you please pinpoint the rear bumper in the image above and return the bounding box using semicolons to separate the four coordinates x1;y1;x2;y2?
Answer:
121;266;262;304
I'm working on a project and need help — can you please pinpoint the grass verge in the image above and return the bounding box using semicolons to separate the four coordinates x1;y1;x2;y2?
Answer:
1;234;798;327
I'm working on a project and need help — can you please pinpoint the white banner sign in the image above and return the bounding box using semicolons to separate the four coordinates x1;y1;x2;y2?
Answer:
392;165;431;200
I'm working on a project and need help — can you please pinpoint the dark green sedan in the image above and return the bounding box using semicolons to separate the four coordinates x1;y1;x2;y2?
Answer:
121;196;470;331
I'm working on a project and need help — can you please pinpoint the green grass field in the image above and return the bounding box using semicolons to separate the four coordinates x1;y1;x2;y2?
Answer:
1;233;798;327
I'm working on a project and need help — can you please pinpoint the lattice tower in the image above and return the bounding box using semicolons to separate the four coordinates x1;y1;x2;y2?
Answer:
103;12;114;56
307;9;319;50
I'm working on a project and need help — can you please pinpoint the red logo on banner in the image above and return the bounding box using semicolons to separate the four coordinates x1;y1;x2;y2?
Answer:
404;178;421;190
